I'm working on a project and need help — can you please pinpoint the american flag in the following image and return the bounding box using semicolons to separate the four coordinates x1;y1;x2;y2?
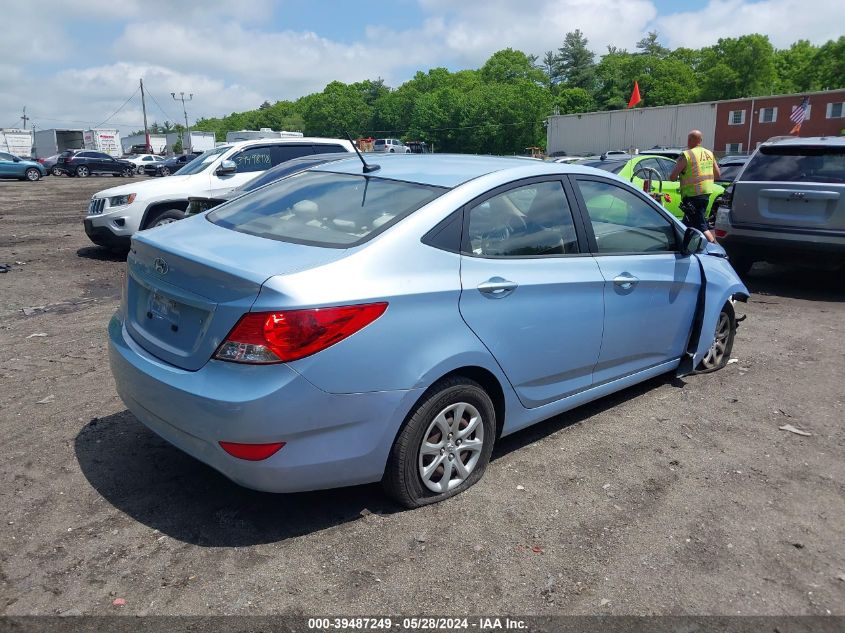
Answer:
789;96;810;134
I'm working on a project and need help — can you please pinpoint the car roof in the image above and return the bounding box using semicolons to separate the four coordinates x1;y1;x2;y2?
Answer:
311;153;606;189
224;137;351;150
761;136;845;148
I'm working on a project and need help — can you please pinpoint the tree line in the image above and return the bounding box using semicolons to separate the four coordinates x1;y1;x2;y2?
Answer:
188;33;844;155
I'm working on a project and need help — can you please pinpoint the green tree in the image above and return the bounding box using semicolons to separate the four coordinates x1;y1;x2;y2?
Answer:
815;36;845;90
636;31;669;57
480;48;546;85
258;100;272;110
554;87;595;114
556;29;596;90
774;40;819;93
700;34;777;100
302;81;373;137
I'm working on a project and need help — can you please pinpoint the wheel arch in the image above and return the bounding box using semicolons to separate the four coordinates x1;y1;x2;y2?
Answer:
141;200;189;229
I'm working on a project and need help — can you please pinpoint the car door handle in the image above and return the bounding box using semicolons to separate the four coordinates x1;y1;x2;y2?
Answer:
613;274;639;290
477;278;518;297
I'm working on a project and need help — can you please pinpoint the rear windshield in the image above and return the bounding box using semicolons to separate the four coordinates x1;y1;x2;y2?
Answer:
740;146;845;183
374;140;385;146
718;165;744;182
577;160;626;174
208;171;446;247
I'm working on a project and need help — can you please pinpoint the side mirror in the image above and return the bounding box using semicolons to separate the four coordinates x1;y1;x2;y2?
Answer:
12;157;21;163
681;227;706;255
216;160;237;176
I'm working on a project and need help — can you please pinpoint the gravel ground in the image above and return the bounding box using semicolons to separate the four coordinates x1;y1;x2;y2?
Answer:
1;176;843;617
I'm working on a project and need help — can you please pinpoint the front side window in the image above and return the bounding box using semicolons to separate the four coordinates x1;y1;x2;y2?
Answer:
466;181;579;257
208;171;445;247
577;179;676;254
230;146;274;173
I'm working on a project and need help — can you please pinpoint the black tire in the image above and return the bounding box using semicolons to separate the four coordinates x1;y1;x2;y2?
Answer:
145;208;185;229
50;166;63;176
160;167;171;177
24;168;41;182
76;165;90;178
383;377;496;508
136;165;145;175
696;303;736;373
121;166;135;178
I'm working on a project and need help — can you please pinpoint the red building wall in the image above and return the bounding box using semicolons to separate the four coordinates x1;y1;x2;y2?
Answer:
714;90;845;155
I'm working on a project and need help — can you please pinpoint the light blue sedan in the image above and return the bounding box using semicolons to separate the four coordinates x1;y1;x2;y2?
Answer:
0;151;45;181
109;154;749;507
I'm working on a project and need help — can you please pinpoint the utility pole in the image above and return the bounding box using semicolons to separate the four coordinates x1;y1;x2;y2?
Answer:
171;92;193;153
140;79;150;153
20;106;29;129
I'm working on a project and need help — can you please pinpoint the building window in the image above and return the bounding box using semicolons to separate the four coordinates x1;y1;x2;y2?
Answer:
728;110;746;125
759;107;777;123
826;102;844;119
725;143;743;153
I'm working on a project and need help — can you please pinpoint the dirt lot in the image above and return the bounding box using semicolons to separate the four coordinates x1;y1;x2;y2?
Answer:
1;176;843;617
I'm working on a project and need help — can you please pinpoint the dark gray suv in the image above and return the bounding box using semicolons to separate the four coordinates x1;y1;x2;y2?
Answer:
714;136;845;274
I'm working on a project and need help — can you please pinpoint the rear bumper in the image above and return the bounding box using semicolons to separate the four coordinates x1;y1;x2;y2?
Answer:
108;315;419;493
716;214;845;261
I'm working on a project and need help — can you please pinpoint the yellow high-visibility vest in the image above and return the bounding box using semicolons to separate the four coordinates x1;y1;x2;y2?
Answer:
680;146;715;197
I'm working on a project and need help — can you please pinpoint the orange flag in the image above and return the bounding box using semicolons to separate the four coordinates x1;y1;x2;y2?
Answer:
627;81;642;108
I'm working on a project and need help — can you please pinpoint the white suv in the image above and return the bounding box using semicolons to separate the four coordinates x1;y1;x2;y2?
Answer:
373;138;410;153
83;137;353;251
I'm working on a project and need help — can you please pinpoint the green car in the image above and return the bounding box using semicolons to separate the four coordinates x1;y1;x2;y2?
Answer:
576;155;724;220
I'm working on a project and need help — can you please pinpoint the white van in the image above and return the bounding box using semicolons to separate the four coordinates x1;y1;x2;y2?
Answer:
83;137;353;251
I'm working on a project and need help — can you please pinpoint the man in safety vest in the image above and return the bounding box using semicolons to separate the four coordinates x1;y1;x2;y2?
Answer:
669;129;721;243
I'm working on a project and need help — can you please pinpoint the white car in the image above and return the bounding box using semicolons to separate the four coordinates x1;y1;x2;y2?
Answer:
373;138;411;153
84;137;354;251
122;154;166;174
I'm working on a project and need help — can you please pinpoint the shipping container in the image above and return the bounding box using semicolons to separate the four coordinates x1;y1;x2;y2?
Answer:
83;129;122;157
121;133;169;155
32;129;84;158
185;131;216;152
0;128;34;157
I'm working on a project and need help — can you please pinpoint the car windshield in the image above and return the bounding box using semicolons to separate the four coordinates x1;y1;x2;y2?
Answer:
718;165;744;182
740;145;845;183
577;160;627;174
208;171;445;247
175;146;231;175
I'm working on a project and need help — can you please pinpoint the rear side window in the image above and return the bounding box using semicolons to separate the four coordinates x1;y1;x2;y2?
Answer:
273;145;314;165
313;144;347;154
740;146;845;183
208;171;445;247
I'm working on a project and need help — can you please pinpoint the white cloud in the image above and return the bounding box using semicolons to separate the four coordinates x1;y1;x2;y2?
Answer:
0;0;842;136
656;0;845;49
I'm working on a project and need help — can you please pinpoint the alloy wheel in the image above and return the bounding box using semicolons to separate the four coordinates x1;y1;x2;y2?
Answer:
418;402;485;493
700;311;731;371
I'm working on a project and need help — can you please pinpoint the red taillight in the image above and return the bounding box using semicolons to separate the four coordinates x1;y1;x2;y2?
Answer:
715;228;727;238
214;302;388;364
219;441;285;460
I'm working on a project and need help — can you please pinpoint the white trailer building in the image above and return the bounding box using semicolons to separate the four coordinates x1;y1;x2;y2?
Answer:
546;102;718;156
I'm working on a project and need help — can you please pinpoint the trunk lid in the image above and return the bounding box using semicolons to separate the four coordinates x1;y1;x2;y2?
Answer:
125;215;349;370
732;144;845;231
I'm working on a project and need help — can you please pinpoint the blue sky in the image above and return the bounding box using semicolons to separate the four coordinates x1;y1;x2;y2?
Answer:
1;0;840;133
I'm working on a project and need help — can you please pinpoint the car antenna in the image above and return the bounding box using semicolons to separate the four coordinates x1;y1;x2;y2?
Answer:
346;132;380;173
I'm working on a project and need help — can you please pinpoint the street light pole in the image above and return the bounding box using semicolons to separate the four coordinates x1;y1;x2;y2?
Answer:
171;92;193;153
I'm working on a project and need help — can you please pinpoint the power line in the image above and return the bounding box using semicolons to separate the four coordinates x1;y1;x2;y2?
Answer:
146;90;177;123
93;86;140;128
